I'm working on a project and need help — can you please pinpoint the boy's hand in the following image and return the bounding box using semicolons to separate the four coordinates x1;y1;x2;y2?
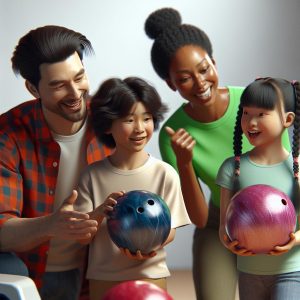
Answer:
119;248;157;260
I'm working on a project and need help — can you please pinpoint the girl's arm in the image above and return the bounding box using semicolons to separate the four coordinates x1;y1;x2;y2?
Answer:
219;187;234;247
164;127;208;228
269;175;300;255
219;186;253;256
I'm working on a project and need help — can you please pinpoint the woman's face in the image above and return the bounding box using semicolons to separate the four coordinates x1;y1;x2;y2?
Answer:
167;45;219;107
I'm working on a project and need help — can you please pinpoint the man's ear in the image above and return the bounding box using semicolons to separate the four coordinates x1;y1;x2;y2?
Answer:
166;79;177;92
25;80;40;98
284;112;295;128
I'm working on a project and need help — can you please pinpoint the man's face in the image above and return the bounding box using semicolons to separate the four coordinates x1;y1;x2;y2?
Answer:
36;52;89;127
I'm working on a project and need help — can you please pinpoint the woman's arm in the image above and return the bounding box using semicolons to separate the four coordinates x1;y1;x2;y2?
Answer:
163;126;208;228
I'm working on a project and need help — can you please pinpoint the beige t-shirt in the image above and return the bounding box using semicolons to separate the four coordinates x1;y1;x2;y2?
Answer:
76;155;190;281
46;121;87;272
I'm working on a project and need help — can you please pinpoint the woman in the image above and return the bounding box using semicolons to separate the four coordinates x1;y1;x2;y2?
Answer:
144;7;290;300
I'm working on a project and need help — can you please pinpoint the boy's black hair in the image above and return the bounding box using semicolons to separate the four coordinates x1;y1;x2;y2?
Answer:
145;7;213;80
90;76;168;148
11;25;94;87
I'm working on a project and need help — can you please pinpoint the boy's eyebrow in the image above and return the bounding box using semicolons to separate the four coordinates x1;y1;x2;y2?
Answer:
126;111;152;116
48;68;85;87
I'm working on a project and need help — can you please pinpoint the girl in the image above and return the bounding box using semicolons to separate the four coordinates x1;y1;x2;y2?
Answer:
75;76;190;300
217;78;300;299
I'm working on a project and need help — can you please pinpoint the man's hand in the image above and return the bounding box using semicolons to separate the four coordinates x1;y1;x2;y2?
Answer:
45;190;98;240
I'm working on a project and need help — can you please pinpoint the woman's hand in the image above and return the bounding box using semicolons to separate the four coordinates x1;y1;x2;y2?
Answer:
165;126;196;164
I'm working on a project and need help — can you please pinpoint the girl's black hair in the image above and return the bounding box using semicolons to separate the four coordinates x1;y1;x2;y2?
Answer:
233;78;300;184
90;76;168;148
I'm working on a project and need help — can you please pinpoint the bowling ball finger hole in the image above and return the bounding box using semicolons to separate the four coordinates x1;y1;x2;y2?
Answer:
137;207;144;213
281;199;287;205
147;199;155;205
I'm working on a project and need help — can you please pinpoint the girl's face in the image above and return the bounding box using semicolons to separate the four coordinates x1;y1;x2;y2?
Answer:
109;102;154;153
241;105;288;147
167;45;219;107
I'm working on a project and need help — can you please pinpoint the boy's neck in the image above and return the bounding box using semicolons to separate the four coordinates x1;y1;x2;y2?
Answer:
108;150;149;170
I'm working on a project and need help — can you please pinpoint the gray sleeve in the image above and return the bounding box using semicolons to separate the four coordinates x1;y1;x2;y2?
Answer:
216;157;235;191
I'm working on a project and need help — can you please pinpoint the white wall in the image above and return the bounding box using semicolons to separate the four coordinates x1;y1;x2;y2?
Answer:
1;0;300;269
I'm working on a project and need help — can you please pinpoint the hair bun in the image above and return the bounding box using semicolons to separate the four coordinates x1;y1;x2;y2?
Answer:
145;7;181;40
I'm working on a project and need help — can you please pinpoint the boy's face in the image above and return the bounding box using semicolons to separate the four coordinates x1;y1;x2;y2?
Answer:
27;52;89;133
108;102;154;154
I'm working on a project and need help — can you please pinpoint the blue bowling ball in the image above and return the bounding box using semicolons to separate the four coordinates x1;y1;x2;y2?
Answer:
107;190;171;254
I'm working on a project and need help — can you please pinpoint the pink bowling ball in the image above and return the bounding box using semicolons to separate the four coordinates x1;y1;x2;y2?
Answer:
225;184;296;254
102;280;173;300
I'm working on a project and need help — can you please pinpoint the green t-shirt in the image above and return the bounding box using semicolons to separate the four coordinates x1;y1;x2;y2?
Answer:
159;86;290;208
216;152;300;275
159;87;253;208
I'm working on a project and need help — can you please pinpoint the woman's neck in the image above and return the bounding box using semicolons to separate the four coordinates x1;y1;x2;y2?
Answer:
184;87;229;123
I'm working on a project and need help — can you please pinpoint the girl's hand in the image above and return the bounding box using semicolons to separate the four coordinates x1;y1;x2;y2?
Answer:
119;248;157;260
165;126;196;164
223;234;254;256
269;232;296;256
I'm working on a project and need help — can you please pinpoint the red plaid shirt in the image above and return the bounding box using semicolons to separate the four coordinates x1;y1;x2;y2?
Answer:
0;99;111;288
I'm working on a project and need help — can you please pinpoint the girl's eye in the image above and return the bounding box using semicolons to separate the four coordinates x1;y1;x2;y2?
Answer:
243;111;248;115
259;113;265;117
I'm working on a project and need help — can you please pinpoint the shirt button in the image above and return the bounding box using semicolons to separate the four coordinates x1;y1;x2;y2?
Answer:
49;189;54;196
52;161;58;167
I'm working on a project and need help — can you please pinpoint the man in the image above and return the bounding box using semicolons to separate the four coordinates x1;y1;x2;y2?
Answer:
0;25;111;299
